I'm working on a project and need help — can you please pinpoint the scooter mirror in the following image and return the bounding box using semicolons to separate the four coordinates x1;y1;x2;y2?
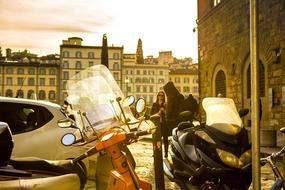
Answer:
122;95;135;107
61;133;76;146
238;108;249;118
58;118;74;128
136;98;146;113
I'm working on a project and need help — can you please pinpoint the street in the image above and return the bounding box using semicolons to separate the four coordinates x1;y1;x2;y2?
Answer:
85;138;283;189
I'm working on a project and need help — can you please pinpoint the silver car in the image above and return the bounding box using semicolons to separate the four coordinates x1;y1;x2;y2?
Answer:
0;97;86;160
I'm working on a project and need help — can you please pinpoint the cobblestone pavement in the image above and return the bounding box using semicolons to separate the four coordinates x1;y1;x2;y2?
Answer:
85;139;284;189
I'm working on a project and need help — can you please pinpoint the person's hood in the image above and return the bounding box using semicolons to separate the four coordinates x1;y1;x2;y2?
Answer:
163;81;180;97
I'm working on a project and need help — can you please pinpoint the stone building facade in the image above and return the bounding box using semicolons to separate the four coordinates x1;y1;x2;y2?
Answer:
197;0;285;135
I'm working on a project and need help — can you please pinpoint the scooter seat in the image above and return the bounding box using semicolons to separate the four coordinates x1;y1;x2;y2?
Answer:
178;131;200;164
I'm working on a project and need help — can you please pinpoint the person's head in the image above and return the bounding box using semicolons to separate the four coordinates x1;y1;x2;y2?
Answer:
156;91;165;103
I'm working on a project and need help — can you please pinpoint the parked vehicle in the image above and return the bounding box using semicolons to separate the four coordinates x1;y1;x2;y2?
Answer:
59;98;153;190
0;97;86;160
163;97;252;190
0;121;86;190
61;64;155;190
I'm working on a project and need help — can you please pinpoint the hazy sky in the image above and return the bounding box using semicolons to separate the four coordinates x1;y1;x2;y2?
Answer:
0;0;198;60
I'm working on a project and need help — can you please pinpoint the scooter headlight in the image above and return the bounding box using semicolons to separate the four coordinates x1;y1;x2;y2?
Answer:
216;149;251;169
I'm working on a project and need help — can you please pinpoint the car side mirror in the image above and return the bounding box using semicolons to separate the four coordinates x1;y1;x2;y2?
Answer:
58;118;75;128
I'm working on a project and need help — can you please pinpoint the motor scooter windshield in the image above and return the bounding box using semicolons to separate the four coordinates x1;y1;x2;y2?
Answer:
202;97;243;135
66;65;138;135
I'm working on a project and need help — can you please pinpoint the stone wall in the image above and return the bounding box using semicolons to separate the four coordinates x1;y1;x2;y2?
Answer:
197;0;285;131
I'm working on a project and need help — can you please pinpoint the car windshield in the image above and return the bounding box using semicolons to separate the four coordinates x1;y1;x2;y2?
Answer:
66;65;138;134
202;97;243;134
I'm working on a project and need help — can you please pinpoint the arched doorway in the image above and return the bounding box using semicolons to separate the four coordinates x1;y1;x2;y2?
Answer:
243;60;267;128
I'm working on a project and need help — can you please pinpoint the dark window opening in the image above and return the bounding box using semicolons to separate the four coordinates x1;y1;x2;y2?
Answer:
215;70;226;97
0;103;53;134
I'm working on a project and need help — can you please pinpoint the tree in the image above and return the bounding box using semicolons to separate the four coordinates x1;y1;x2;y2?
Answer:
101;34;109;68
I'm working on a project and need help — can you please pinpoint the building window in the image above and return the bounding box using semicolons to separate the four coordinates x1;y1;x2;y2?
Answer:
39;90;46;100
63;61;69;69
184;77;190;83
6;67;13;74
39;68;46;75
62;81;67;90
158;78;164;84
17;68;24;74
6;77;12;85
183;86;190;93
28;78;35;86
75;51;82;58
89;61;94;67
49;90;56;100
159;71;163;75
143;86;147;92
136;70;140;75
143;70;147;75
16;90;24;98
5;89;13;97
215;70;226;97
175;77;180;83
113;62;119;70
75;61;82;69
28;68;35;75
150;78;154;83
149;86;153;93
27;90;35;99
62;51;69;58
88;52;94;58
63;71;69;80
39;78;45;86
49;68;56;75
135;78;141;83
17;77;24;85
113;53;119;59
49;78;55;86
136;86;141;92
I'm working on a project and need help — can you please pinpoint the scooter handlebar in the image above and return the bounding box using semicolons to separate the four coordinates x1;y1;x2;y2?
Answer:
73;146;98;163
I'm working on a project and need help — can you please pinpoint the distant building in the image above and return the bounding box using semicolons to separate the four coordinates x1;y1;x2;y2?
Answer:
0;58;60;103
60;37;123;104
122;53;169;105
169;64;199;98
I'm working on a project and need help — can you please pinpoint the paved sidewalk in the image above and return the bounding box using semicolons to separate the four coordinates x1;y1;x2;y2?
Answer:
85;139;284;189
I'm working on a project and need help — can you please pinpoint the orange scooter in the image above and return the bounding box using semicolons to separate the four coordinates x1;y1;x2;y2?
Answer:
62;127;152;190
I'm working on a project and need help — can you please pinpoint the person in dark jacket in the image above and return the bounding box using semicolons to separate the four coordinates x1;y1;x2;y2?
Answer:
163;81;184;136
151;90;168;158
182;94;199;118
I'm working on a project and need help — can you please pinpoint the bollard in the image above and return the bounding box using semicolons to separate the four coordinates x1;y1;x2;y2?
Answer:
151;116;165;190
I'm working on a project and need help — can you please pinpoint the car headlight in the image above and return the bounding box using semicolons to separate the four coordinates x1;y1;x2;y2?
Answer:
216;149;251;169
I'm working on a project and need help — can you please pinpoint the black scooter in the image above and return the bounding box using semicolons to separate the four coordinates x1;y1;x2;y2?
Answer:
0;121;86;190
163;97;252;190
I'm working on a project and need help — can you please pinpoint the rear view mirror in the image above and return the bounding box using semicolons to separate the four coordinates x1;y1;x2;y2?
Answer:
238;108;249;118
136;98;146;113
61;133;76;146
122;95;135;107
